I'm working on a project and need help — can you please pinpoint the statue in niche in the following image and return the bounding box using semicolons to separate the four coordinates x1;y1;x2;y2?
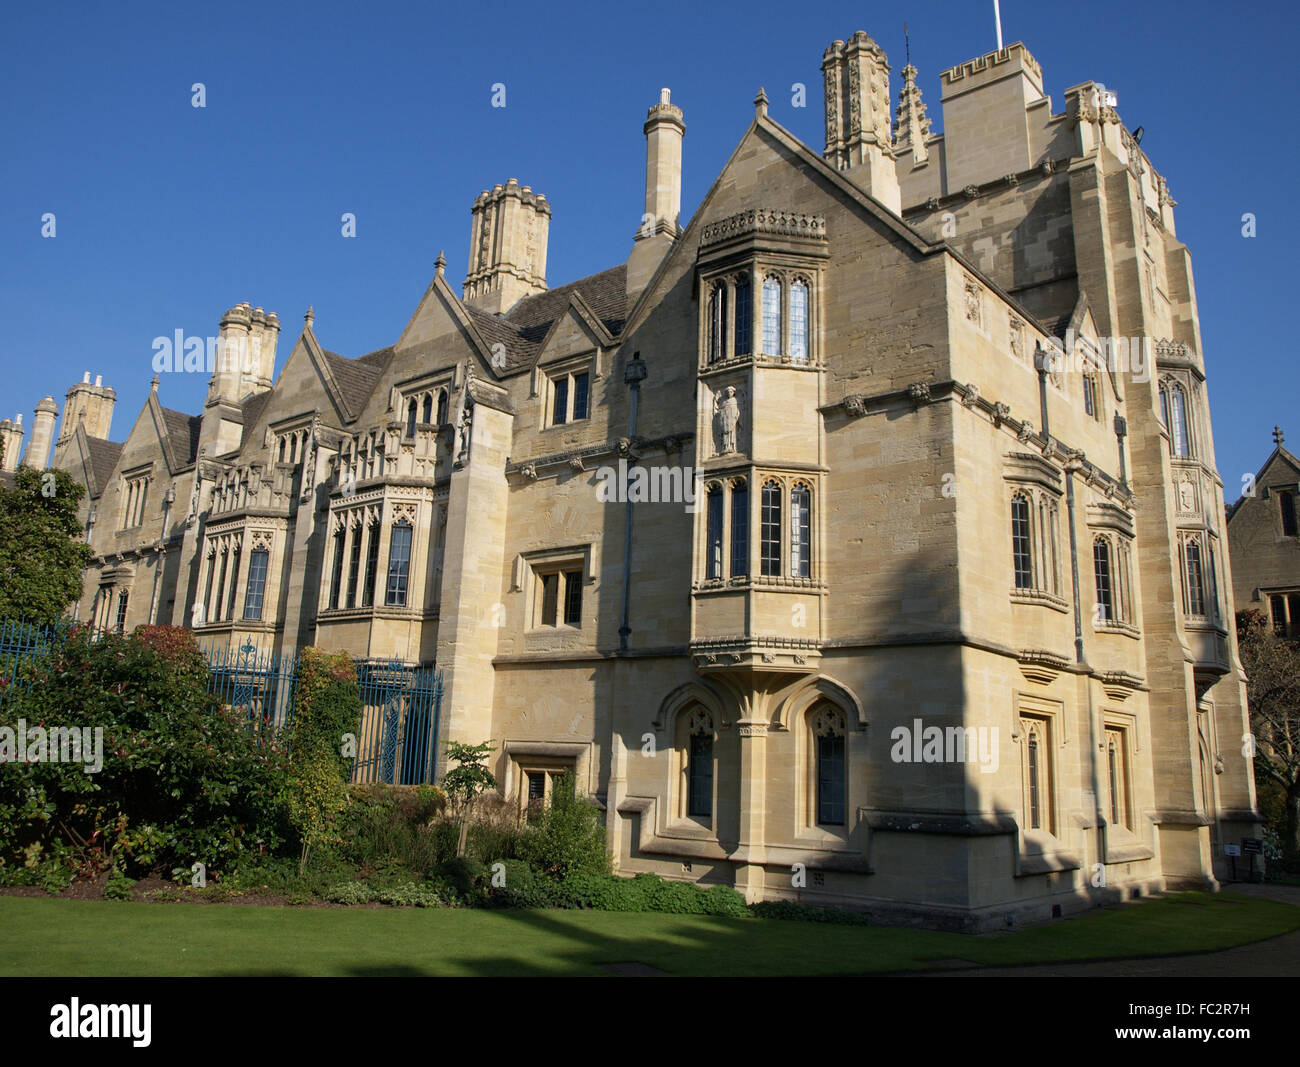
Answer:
1178;476;1195;512
714;386;742;455
455;399;474;468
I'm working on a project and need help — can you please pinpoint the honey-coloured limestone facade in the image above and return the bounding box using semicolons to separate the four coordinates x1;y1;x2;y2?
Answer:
16;29;1258;931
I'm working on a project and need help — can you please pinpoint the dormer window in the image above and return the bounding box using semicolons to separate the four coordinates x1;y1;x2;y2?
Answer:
546;365;591;427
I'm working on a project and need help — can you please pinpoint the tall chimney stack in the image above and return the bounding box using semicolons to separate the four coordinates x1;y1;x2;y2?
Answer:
627;88;685;302
0;416;23;473
23;397;58;470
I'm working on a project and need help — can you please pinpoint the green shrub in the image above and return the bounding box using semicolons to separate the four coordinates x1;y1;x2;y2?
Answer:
438;856;487;901
103;866;135;901
485;858;554;908
0;626;290;881
515;775;610;880
464;798;525;866
373;881;447;908
336;785;450;877
323;881;374;905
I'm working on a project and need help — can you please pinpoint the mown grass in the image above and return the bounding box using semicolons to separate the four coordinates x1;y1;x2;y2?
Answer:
0;891;1294;977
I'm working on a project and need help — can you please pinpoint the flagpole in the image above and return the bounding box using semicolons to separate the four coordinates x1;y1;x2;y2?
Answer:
994;0;1004;49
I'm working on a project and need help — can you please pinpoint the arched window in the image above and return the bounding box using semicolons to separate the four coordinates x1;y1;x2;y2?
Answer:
244;548;269;621
730;479;749;578
422;394;433;424
1025;723;1044;829
1094;537;1114;623
762;276;782;354
760;480;782;576
278;437;286;463
705;483;724;580
789;279;809;363
1184;537;1205;617
734;276;752;357
1083;373;1097;418
328;528;346;610
214;547;229;620
1161;380;1191;457
1011;493;1033;590
386;520;413;606
1038;497;1061;596
708;284;727;363
811;705;846;826
226;545;241;620
790;483;811;578
686;707;713;819
406;398;418;438
436;389;449;427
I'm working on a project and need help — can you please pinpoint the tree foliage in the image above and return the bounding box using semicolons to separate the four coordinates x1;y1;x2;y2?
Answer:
1237;609;1300;868
0;467;93;623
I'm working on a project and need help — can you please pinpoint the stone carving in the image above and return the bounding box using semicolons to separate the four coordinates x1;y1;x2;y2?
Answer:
1178;476;1195;512
568;455;585;473
1018;421;1034;442
699;209;827;247
964;277;982;326
521;463;538;481
908;382;931;405
299;413;320;502
454;399;474;468
993;402;1010;426
963;184;980;200
1009;317;1026;361
925;196;941;211
843;394;866;416
961;384;980;408
714;386;742;455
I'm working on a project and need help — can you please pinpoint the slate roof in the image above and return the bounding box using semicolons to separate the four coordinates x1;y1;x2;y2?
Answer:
321;345;393;415
239;390;272;436
159;407;202;466
85;437;124;495
464;265;628;371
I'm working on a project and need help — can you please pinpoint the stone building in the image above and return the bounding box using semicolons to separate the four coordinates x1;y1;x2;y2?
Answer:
1226;427;1300;636
15;29;1258;929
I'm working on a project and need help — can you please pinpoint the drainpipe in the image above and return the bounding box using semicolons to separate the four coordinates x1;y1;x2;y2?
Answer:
1033;343;1053;438
1064;460;1084;666
619;352;647;653
1113;414;1129;489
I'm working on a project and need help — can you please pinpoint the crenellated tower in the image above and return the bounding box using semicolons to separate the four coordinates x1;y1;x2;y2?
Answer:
462;179;551;314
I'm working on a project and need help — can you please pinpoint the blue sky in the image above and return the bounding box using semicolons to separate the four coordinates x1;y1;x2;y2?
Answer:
1;0;1294;499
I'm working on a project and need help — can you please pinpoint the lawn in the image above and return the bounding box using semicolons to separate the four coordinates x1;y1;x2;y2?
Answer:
0;892;1295;977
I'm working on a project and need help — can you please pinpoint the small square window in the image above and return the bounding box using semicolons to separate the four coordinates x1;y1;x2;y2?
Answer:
532;561;585;629
547;366;592;427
